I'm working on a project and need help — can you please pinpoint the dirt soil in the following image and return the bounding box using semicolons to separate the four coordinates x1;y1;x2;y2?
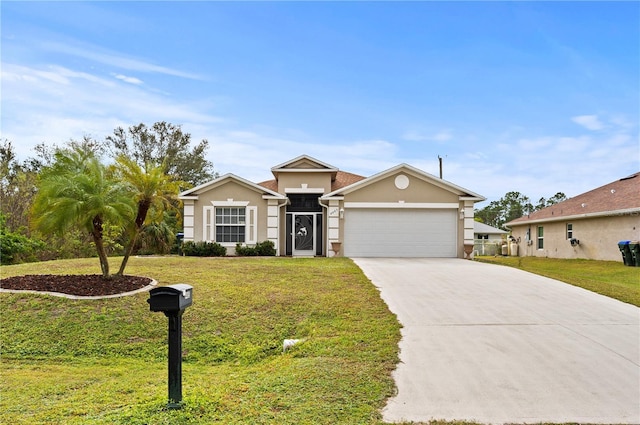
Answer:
0;274;152;296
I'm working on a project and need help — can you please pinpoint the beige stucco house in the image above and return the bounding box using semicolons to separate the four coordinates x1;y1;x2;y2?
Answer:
504;172;640;261
179;155;485;257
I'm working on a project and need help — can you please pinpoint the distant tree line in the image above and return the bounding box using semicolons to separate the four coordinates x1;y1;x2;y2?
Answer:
0;122;216;272
474;191;568;230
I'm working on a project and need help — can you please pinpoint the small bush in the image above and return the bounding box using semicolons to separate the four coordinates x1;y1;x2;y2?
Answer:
0;214;46;265
235;240;276;256
181;241;227;257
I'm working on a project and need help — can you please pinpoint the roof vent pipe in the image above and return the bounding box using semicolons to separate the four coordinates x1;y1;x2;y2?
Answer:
438;155;443;179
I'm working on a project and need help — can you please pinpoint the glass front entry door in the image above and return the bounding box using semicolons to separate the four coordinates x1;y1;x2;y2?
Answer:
293;214;315;256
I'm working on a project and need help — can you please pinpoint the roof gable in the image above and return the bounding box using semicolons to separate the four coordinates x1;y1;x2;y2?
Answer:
506;172;640;226
322;163;485;201
179;173;285;199
271;154;339;181
271;155;338;172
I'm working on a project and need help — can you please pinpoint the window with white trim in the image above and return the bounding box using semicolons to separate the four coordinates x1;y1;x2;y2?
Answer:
216;207;246;242
537;226;544;249
566;223;573;239
203;204;257;244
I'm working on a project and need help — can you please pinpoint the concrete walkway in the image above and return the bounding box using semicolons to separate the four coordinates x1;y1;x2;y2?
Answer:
354;258;640;424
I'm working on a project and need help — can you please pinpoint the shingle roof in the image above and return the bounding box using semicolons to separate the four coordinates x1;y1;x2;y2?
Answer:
257;179;278;192
506;172;640;226
331;171;366;191
257;170;366;193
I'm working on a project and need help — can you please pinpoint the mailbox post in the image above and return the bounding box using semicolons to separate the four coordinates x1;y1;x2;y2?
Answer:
148;284;193;409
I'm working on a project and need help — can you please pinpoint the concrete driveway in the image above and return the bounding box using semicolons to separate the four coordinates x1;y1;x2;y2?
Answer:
353;258;640;424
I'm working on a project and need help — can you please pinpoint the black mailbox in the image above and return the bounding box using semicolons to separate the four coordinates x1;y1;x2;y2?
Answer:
147;283;193;409
148;284;193;312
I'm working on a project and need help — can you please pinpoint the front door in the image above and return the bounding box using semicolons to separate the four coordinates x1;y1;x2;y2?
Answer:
293;213;315;256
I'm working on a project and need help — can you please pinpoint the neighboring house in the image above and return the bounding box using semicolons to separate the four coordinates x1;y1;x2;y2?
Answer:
474;221;508;241
179;155;485;258
473;221;508;256
504;172;640;261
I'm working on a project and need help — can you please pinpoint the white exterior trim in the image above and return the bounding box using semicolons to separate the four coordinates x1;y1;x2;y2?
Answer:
284;187;326;194
211;200;250;207
344;202;459;209
246;206;258;244
182;200;195;241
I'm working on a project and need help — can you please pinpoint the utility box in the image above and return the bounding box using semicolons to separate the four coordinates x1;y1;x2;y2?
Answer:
148;284;193;312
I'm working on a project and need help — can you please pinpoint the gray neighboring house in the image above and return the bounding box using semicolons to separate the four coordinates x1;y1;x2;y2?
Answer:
473;222;508;256
504;172;640;261
474;221;508;241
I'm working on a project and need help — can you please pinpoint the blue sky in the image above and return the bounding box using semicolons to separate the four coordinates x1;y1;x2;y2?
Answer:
2;1;638;206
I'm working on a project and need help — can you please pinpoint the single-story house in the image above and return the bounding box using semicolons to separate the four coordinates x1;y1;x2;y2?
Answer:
504;172;640;261
474;221;508;241
473;221;508;256
178;155;485;258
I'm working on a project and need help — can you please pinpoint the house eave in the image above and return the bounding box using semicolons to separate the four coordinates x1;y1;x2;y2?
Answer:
178;173;284;198
505;207;640;228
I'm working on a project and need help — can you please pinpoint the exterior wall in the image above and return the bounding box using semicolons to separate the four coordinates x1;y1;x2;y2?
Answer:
509;215;639;261
187;181;269;255
276;172;333;194
344;172;459;203
333;172;468;258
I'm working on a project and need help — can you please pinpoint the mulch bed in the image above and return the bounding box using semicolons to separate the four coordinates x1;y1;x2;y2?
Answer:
0;274;152;297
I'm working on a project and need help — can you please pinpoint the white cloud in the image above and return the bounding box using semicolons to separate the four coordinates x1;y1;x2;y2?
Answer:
571;114;604;131
1;62;220;159
113;74;143;85
41;40;204;80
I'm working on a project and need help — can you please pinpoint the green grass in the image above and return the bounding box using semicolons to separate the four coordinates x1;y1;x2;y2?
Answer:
476;256;640;307
3;256;637;424
0;257;404;424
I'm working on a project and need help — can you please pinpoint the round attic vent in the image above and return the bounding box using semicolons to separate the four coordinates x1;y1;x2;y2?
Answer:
395;174;410;190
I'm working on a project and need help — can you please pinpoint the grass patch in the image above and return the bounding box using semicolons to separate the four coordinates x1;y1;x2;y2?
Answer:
476;256;640;307
1;257;402;424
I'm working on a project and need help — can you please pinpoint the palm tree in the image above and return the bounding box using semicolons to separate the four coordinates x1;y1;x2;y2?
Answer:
113;156;181;276
31;149;133;277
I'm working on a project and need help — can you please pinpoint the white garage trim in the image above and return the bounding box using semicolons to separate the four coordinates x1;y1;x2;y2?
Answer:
344;209;458;258
344;202;459;209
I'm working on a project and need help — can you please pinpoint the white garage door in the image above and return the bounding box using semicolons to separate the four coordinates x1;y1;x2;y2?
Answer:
344;209;457;257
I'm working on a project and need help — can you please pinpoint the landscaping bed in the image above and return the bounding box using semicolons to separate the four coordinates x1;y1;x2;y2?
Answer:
0;274;151;296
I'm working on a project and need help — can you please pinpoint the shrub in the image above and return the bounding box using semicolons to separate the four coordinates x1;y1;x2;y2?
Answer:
181;241;227;257
235;240;276;256
0;230;46;265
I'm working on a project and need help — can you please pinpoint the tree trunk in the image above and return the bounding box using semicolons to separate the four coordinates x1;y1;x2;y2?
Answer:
91;215;110;278
117;200;150;276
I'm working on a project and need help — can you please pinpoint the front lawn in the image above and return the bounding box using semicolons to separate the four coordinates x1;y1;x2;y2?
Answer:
476;256;640;307
0;257;401;424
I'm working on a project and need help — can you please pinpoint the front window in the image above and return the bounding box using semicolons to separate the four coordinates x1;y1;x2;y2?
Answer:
216;207;246;243
566;223;573;239
537;226;544;249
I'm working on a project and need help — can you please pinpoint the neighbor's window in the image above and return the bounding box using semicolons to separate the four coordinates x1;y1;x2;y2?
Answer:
537;226;544;249
477;234;489;240
566;223;573;239
215;207;246;243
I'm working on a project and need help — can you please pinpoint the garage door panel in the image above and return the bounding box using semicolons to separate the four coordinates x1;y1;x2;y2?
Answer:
344;209;457;257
